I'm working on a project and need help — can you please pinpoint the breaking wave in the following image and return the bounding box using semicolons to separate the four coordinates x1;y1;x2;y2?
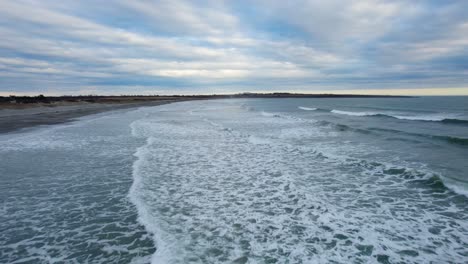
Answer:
126;101;468;263
368;127;468;147
329;109;468;124
298;106;317;111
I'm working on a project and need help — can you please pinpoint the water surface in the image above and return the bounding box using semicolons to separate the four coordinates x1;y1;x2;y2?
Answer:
1;97;467;263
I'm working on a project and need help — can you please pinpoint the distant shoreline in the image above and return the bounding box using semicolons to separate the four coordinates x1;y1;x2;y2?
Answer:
1;93;412;107
0;93;412;134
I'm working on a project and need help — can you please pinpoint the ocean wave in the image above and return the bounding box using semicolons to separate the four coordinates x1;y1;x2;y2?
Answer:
431;135;468;146
407;173;468;197
264;107;468;147
368;127;468;147
330;109;468;124
298;106;317;111
124;101;468;263
329;152;468;197
311;141;468;199
392;115;456;122
247;105;468;195
260;111;282;118
440;118;468;125
331;110;380;117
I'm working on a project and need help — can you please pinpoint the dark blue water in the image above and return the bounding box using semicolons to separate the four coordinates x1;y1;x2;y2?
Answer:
1;97;467;263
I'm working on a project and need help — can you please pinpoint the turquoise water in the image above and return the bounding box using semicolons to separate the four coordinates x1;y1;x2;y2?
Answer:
1;97;467;263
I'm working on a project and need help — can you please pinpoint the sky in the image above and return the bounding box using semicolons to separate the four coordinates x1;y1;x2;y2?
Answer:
0;0;467;96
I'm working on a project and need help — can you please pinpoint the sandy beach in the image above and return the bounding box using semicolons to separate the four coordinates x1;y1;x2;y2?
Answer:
0;99;181;133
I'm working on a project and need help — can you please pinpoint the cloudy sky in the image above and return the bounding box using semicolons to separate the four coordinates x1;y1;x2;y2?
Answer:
0;0;467;95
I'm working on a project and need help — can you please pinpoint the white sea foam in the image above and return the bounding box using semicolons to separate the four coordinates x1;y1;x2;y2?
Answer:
439;175;468;197
0;108;157;263
331;109;380;116
127;101;468;263
129;136;181;264
392;114;453;121
1;99;466;263
248;135;271;145
298;106;317;111
260;111;281;118
330;109;466;122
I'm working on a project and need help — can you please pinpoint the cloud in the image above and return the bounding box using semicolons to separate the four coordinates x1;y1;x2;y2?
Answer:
0;0;467;95
119;0;240;36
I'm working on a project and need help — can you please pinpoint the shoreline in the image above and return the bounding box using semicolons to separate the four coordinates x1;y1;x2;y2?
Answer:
0;100;183;134
0;93;412;134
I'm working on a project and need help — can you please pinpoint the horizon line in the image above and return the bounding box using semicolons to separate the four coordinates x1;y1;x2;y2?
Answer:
2;87;468;97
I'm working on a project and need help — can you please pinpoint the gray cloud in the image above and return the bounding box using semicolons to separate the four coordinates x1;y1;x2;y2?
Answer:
0;0;467;95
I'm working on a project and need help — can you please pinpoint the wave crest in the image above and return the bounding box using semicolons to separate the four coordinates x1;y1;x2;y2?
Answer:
298;106;317;111
330;109;468;124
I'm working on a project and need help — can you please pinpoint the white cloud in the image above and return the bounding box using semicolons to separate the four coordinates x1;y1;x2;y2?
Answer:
256;0;417;46
399;21;468;61
0;0;467;94
119;0;240;36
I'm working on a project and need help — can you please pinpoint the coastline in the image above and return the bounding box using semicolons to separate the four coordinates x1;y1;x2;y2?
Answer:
0;93;411;134
0;100;181;134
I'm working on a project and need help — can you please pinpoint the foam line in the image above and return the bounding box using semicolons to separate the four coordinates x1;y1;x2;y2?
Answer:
298;106;317;111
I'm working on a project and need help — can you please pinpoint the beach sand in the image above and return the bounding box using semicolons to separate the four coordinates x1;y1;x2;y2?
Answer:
0;99;180;133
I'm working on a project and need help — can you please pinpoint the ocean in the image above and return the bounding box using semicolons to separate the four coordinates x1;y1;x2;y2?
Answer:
1;97;467;263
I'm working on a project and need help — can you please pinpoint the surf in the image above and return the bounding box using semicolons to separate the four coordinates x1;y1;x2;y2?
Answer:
298;106;317;111
124;100;468;263
329;109;468;124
